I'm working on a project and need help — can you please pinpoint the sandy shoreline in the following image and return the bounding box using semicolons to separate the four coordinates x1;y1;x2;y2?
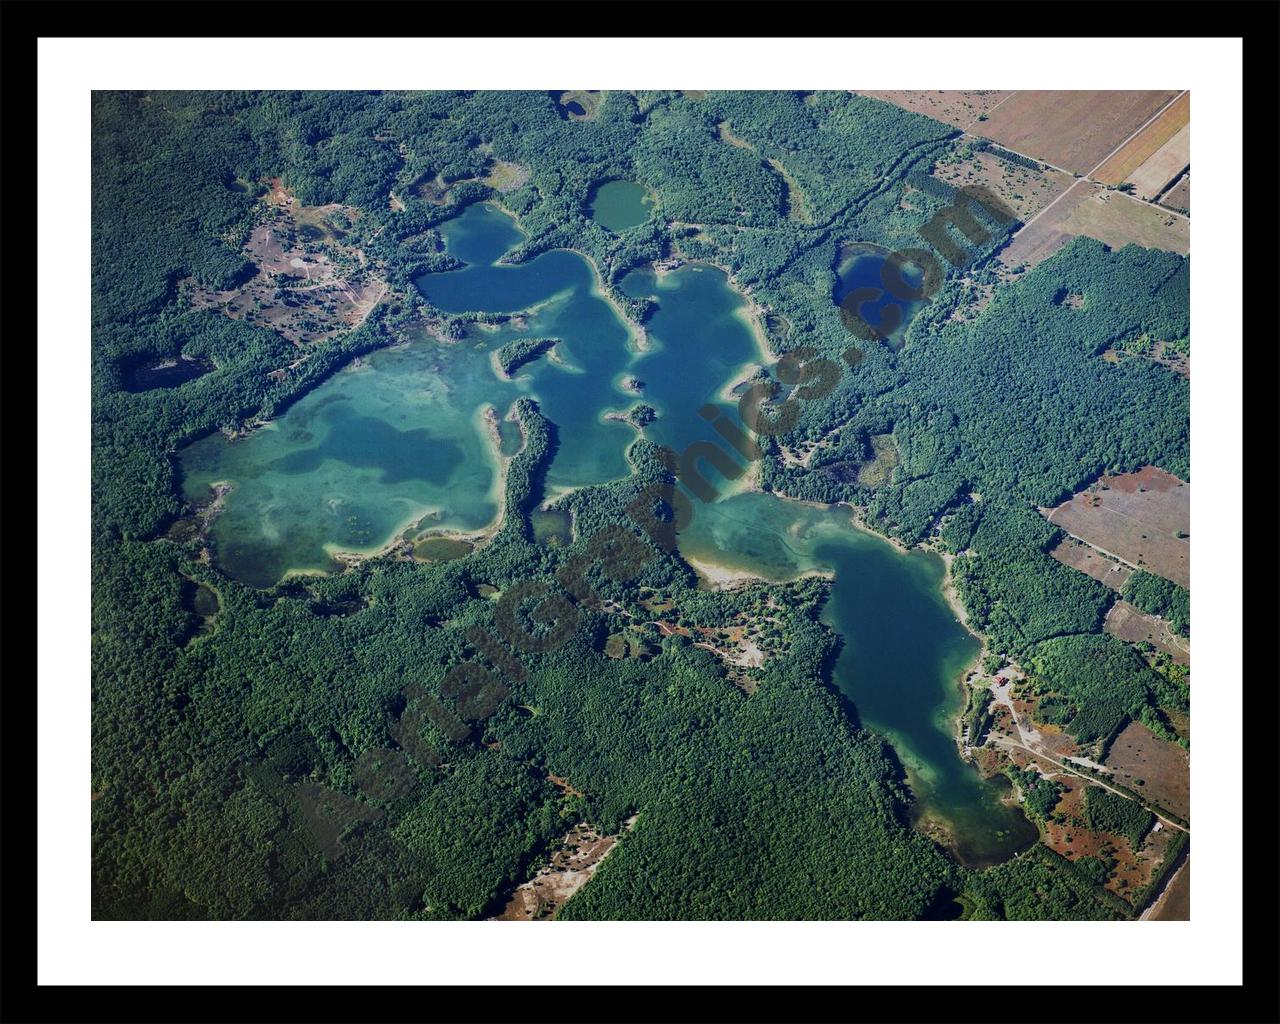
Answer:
729;486;989;766
683;552;832;591
490;342;562;382
718;363;765;403
317;402;514;571
678;254;779;365
932;547;978;636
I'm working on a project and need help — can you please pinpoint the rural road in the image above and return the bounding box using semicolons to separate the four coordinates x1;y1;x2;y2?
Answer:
986;678;1188;832
990;735;1189;835
977;88;1191;245
1043;520;1146;573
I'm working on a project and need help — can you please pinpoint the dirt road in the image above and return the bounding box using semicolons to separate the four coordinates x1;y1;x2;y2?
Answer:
993;89;1191;254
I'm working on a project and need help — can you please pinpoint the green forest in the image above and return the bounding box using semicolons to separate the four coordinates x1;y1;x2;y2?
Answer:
91;90;1187;922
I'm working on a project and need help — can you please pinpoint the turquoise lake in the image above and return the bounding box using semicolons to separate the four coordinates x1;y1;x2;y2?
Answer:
678;494;1037;866
178;200;1033;864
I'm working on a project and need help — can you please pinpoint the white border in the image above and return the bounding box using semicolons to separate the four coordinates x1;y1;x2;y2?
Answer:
38;36;1242;986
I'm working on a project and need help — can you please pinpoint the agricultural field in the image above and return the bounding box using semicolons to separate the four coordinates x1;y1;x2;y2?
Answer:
1104;600;1190;665
1103;721;1191;822
972;90;1181;175
1049;536;1134;591
1044;467;1190;588
1158;173;1191;216
1000;181;1189;272
1125;124;1190;200
1057;188;1190;255
855;90;1014;130
931;147;1074;221
997;180;1105;270
1092;92;1190;187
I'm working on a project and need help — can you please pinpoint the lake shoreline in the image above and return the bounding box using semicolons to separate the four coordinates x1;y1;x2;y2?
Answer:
490;199;650;355
705;484;1025;860
314;402;513;575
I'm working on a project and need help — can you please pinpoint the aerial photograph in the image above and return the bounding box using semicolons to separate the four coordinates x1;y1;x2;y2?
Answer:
91;89;1191;922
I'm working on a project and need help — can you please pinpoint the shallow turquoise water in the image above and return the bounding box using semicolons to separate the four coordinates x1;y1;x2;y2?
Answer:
182;203;763;584
416;203;766;496
179;341;505;588
180;201;1033;863
415;203;637;489
678;493;1038;866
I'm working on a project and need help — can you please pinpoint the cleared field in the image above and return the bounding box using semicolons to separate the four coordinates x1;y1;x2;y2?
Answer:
1010;691;1082;759
1040;778;1099;857
717;122;811;222
1159;174;1190;215
1104;600;1190;665
856;90;1013;130
1103;819;1176;905
1104;721;1190;822
491;819;625;920
188;197;384;351
857;433;900;488
931;150;1074;221
1102;337;1190;379
1036;775;1172;906
1127;124;1190;200
974;90;1181;175
1050;536;1134;591
1057;189;1190;256
484;160;531;193
998;181;1104;270
1093;92;1190;185
556;90;602;120
1044;466;1190;588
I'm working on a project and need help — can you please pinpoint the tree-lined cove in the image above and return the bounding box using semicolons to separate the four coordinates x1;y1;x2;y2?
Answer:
181;199;1034;864
681;494;1037;865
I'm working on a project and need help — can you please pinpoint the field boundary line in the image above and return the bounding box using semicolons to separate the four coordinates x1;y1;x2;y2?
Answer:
1043;519;1144;573
964;90;1017;133
1083;90;1189;182
990;90;1191;249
